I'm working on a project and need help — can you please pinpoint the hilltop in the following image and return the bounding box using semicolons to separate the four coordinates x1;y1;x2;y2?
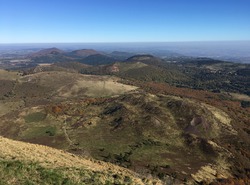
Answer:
30;47;65;57
68;49;101;57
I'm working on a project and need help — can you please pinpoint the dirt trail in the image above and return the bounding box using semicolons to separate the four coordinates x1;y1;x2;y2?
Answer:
62;118;73;146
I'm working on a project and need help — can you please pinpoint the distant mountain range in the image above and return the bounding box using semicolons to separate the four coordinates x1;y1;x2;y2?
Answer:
29;48;119;65
1;41;250;63
28;47;188;65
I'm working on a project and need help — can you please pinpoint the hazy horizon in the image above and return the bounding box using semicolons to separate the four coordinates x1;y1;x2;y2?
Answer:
1;41;250;63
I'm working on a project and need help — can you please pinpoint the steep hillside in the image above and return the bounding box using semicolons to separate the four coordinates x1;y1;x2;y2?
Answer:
0;136;160;185
115;62;188;83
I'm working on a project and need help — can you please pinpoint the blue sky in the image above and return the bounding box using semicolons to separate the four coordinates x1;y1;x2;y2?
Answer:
0;0;250;43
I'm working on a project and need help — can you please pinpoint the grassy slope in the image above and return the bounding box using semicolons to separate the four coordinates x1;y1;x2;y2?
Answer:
0;136;161;185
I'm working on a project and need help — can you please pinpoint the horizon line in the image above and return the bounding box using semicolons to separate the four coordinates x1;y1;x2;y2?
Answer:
1;40;250;45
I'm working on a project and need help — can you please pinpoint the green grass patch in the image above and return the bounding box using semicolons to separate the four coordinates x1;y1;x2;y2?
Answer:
0;160;72;185
130;145;171;166
24;112;47;123
0;160;134;185
22;126;57;139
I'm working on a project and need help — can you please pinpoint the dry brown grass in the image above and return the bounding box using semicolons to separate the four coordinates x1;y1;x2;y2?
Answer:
19;71;137;98
0;101;24;117
0;69;21;80
229;93;250;101
59;75;137;98
0;136;161;185
191;157;232;184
